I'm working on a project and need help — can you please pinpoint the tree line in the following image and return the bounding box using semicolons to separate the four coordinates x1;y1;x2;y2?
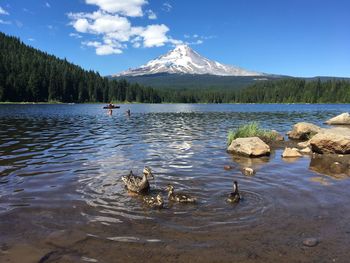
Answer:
0;32;161;103
156;78;350;103
1;32;350;104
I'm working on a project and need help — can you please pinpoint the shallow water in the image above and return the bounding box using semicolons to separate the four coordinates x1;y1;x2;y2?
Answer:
1;104;350;262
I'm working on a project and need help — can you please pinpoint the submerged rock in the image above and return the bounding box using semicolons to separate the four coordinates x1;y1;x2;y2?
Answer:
310;127;350;154
224;165;233;170
287;122;321;140
325;112;350;125
242;167;256;176
309;154;350;178
282;147;302;158
227;137;270;157
303;238;319;247
45;229;87;248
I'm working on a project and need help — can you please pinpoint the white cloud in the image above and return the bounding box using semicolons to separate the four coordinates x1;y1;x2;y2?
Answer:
0;19;11;25
146;10;157;20
83;40;123;55
141;24;169;47
85;0;147;17
28;38;35;42
0;6;9;15
45;2;51;8
68;1;181;55
69;33;83;39
162;2;172;12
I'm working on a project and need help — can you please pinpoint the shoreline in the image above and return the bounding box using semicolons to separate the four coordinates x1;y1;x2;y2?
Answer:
0;102;349;105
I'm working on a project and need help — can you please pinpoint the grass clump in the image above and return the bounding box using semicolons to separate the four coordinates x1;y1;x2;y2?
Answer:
227;122;277;145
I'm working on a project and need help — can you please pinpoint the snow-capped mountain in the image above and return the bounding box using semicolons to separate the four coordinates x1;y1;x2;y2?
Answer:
114;45;265;77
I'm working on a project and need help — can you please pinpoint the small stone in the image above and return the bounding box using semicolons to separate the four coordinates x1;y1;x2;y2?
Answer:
224;165;233;171
242;167;256;176
298;141;310;148
303;238;319;247
300;147;311;154
282;147;302;158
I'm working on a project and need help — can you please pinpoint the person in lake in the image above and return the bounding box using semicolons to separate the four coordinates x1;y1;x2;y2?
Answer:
108;109;113;115
126;109;131;117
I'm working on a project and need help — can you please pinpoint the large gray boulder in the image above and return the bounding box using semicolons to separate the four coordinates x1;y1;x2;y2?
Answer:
310;127;350;154
287;122;321;140
227;137;270;157
325;112;350;125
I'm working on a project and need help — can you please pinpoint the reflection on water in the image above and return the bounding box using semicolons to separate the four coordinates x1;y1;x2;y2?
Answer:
1;104;350;261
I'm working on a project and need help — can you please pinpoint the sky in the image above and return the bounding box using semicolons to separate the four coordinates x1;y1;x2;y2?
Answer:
0;0;349;77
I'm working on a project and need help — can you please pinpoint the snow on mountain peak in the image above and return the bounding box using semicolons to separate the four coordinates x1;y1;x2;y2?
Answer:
114;45;264;77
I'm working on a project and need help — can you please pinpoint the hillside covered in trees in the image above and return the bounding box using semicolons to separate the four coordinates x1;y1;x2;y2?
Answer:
0;32;161;103
1;32;350;104
156;78;350;103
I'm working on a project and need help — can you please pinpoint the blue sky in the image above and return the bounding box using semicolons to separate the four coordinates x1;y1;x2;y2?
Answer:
0;0;349;77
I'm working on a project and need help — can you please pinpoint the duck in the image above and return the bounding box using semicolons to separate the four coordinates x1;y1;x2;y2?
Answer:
227;181;241;203
143;194;164;209
165;184;196;203
121;167;154;193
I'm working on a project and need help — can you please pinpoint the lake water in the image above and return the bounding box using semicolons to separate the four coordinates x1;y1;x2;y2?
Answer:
1;104;350;262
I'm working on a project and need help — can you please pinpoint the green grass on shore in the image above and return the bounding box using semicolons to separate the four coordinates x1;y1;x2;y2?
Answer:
227;122;277;145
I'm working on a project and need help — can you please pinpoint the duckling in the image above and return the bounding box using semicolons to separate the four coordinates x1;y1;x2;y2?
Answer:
227;181;241;203
165;184;196;203
143;194;164;209
121;167;154;193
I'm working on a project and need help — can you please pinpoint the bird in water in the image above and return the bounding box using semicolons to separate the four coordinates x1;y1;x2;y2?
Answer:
227;181;241;203
165;184;196;203
143;194;164;209
121;167;154;193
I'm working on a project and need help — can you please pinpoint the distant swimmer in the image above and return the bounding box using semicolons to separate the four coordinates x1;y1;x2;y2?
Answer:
126;109;131;117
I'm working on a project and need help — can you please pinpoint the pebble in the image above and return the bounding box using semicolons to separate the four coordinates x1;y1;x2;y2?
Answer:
242;167;255;176
303;237;319;247
224;165;233;170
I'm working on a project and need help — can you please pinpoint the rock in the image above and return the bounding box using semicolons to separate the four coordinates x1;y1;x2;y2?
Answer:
224;165;233;171
227;137;270;157
309;153;350;178
300;147;312;154
45;230;87;248
325;112;350;125
271;130;284;141
330;162;344;174
297;141;310;148
303;238;319;247
242;167;256;176
287;122;321;140
310;127;350;154
282;147;302;158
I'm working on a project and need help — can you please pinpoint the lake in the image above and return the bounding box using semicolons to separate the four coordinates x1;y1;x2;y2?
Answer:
1;103;350;262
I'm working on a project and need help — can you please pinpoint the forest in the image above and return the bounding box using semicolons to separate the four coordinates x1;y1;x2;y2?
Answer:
0;32;161;103
1;32;350;104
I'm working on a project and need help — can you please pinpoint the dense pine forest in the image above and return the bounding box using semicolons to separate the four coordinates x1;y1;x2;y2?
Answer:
0;32;161;103
157;78;350;103
1;32;350;104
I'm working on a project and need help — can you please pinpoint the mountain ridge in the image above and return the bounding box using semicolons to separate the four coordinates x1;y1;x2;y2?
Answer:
114;45;266;77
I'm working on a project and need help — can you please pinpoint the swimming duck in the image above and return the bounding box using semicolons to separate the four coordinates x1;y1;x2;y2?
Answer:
121;167;154;193
227;181;241;203
165;184;196;203
143;194;164;209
